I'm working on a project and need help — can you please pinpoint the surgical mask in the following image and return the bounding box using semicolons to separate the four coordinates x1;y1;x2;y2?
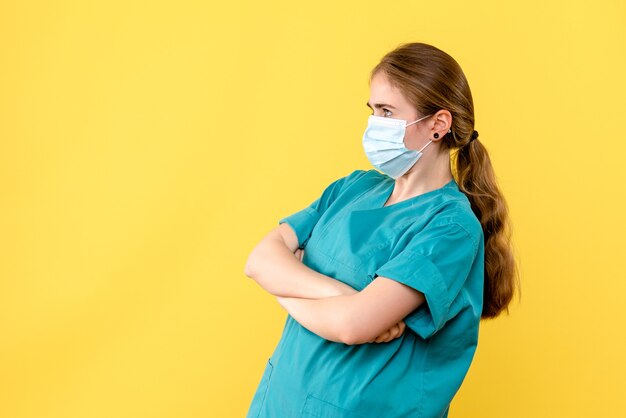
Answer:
362;113;434;179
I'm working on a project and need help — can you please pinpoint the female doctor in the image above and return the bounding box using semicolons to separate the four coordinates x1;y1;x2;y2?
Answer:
244;42;519;418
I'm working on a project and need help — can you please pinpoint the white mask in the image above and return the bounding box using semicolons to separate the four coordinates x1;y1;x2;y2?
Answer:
362;113;434;179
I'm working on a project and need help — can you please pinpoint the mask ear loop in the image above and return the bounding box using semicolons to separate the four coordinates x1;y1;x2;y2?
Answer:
418;140;433;153
419;128;452;151
406;113;435;127
406;113;435;152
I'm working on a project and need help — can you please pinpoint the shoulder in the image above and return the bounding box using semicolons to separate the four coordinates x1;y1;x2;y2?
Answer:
345;168;388;187
344;168;380;183
436;215;483;253
421;184;484;251
334;168;382;191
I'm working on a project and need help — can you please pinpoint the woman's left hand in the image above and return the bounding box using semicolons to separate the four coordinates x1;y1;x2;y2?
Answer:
370;320;406;343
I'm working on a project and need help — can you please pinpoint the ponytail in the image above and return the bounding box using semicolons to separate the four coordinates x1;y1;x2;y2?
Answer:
455;137;521;318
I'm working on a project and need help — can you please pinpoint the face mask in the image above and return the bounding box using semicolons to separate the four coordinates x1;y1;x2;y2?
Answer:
362;113;435;179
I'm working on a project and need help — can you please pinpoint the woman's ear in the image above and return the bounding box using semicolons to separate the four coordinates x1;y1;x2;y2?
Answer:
431;110;453;139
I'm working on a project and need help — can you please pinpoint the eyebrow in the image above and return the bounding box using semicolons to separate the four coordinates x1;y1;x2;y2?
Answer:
366;101;397;109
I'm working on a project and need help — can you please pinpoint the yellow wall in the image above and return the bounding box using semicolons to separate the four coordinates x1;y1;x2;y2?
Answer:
1;1;624;417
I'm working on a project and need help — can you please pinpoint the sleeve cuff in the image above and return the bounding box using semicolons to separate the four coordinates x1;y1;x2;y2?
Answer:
278;206;321;249
373;251;451;339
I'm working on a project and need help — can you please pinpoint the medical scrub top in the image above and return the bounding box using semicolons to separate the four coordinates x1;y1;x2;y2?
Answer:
247;169;485;418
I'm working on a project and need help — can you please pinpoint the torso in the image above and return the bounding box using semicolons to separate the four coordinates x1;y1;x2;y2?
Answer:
246;169;485;418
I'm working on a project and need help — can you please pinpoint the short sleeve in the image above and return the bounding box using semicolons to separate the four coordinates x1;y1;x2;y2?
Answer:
278;169;365;249
372;221;479;339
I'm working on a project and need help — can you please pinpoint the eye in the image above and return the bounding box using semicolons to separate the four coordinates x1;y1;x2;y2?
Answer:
369;108;393;117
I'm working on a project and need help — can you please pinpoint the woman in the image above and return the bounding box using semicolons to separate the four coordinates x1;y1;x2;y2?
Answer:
244;42;519;418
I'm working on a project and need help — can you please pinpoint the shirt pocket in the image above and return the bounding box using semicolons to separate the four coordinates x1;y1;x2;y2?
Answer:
308;213;400;289
303;247;372;291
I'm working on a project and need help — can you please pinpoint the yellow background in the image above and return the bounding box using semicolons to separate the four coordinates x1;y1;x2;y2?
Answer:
1;1;624;417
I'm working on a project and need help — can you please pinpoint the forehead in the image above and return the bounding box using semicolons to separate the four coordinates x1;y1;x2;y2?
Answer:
368;71;412;109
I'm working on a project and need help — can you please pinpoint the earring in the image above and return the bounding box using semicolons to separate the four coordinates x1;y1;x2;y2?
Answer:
433;133;439;139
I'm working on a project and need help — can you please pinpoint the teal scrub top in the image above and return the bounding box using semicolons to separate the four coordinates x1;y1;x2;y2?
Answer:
247;169;485;418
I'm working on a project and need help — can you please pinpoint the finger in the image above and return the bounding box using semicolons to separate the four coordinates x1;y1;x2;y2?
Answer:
373;321;407;344
388;323;407;342
390;324;402;341
381;325;397;342
374;330;390;343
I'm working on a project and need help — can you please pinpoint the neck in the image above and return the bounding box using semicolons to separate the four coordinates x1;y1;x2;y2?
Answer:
392;147;453;199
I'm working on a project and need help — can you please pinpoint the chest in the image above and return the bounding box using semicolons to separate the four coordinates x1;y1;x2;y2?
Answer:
303;206;422;291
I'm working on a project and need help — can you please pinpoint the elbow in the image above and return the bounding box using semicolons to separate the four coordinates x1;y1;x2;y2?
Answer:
341;330;367;346
337;302;379;345
244;263;253;278
244;247;260;278
244;256;255;278
336;307;367;346
340;333;359;346
244;248;280;295
244;237;273;278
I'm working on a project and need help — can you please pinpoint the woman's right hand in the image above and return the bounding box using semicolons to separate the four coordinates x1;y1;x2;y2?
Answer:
294;248;305;261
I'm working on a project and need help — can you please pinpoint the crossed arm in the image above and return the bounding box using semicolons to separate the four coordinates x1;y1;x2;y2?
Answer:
244;223;425;345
